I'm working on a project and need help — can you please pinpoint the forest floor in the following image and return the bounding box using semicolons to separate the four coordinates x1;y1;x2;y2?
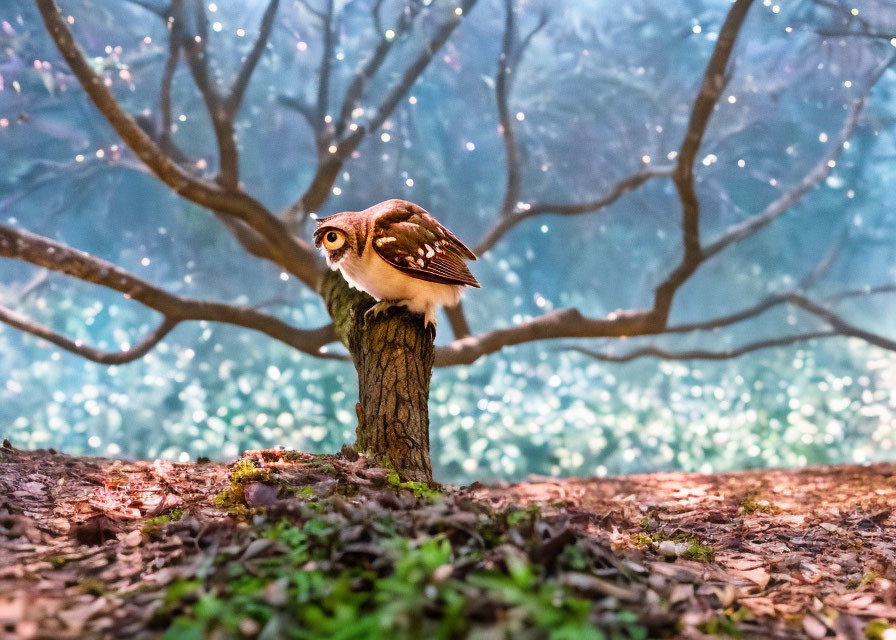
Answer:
0;439;894;639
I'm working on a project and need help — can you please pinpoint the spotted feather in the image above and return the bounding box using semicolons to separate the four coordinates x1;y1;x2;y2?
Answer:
372;203;479;287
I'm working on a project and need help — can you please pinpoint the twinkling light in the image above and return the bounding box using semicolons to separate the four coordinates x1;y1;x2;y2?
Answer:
465;141;475;151
381;133;391;142
328;144;338;154
819;132;828;143
212;21;222;32
405;178;414;187
692;24;702;34
408;96;417;104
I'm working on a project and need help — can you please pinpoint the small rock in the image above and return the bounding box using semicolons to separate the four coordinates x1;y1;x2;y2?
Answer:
431;564;453;583
340;444;360;462
243;482;278;508
72;516;120;546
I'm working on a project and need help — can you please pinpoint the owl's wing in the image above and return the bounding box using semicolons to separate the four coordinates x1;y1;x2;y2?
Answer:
372;205;480;288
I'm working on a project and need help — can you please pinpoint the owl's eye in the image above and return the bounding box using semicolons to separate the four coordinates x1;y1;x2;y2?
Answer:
322;229;346;251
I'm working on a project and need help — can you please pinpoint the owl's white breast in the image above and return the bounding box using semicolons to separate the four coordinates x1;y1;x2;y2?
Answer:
337;234;462;314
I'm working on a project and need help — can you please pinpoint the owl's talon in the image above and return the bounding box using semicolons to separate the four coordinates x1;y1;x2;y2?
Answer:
364;300;402;322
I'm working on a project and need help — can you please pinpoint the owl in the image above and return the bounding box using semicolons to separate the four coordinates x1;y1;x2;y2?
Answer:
313;199;479;329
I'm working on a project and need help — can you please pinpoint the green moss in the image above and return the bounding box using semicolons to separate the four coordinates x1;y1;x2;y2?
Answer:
213;485;252;519
78;578;109;596
741;500;779;515
212;458;276;518
386;468;441;500
47;555;69;568
630;531;715;561
848;571;882;589
685;541;716;562
229;458;273;484
698;608;753;637
866;618;895;640
141;508;183;537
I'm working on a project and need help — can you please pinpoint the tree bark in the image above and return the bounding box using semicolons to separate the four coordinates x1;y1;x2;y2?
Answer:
321;271;435;483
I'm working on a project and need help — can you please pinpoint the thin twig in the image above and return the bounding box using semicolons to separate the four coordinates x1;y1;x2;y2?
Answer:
473;167;672;256
225;0;280;116
568;331;837;362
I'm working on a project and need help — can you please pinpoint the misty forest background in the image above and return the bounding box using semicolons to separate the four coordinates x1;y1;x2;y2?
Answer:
1;0;896;483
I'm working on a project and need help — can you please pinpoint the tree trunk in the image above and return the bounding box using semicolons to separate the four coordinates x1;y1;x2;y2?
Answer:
321;271;435;483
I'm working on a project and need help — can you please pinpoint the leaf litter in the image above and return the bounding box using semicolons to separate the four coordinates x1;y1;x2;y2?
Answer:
0;438;894;639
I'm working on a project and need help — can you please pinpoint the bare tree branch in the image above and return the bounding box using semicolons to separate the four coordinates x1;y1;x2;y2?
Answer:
798;226;846;290
224;0;280;117
434;308;655;367
568;331;838;362
283;0;480;222
175;0;242;187
16;269;49;302
0;223;340;359
298;0;326;22
315;0;336;132
35;0;325;291
703;94;868;260
445;302;471;339
0;308;180;365
496;0;520;218
472;167;672;256
653;0;755;324
824;283;896;305
278;95;318;129
158;11;181;154
334;0;422;138
789;294;896;352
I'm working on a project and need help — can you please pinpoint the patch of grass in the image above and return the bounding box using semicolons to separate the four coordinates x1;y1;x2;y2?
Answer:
142;508;183;537
158;504;649;640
